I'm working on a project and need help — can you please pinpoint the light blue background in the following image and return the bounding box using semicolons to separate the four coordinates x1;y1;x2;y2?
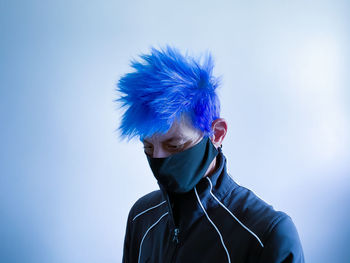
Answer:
1;0;349;262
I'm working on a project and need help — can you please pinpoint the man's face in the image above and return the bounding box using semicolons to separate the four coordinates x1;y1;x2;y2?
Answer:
142;118;203;158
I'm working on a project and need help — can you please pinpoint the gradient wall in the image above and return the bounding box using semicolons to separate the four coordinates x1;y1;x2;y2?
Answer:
1;0;349;262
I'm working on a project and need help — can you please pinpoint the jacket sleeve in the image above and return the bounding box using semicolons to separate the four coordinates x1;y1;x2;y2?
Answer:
258;215;305;263
122;211;133;263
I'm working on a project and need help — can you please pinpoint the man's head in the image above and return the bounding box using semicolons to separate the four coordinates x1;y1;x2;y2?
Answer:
117;46;227;192
116;46;221;141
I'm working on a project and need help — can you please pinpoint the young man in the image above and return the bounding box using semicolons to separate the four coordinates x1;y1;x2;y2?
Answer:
117;46;304;263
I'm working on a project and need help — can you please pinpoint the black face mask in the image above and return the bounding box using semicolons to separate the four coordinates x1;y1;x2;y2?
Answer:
146;137;219;193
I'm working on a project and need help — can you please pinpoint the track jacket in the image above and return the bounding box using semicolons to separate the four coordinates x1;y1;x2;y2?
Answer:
122;149;305;263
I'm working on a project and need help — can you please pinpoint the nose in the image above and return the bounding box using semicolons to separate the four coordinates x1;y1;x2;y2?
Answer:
152;145;170;158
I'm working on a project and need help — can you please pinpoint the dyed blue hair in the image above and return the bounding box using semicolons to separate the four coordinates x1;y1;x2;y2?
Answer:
116;46;221;139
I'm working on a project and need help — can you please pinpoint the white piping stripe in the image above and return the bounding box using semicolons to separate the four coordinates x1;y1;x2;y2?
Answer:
132;200;166;221
138;212;169;263
206;177;264;248
194;187;231;263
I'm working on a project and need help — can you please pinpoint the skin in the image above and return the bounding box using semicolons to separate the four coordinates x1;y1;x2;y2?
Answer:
143;117;228;178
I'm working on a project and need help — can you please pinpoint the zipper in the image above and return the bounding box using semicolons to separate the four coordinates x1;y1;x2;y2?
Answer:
162;189;181;262
172;228;180;244
170;227;180;263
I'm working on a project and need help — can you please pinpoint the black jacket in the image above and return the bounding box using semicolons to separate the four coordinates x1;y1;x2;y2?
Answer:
122;150;304;262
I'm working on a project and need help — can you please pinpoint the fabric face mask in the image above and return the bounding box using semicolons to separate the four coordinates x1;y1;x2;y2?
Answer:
146;137;219;193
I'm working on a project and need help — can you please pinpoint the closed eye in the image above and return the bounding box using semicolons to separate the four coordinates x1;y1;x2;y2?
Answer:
166;144;185;151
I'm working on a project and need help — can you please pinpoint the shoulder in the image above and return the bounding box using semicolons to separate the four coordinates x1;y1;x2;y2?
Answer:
127;190;166;222
258;214;305;262
224;182;303;247
123;190;166;262
224;182;304;261
224;183;284;235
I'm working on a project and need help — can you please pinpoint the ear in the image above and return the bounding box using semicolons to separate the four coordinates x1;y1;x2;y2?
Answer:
210;118;228;148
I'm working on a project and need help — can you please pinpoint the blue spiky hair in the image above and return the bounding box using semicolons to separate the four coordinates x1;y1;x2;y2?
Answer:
116;46;221;140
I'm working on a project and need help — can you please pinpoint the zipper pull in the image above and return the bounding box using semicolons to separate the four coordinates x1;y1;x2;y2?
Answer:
172;228;180;244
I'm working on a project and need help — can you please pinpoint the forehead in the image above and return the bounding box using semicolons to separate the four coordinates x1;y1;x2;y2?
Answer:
143;118;202;143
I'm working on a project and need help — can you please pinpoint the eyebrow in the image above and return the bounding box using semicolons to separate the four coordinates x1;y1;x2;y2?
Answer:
143;137;188;144
164;137;187;144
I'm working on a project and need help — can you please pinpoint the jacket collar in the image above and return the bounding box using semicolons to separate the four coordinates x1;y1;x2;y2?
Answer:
159;148;238;234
